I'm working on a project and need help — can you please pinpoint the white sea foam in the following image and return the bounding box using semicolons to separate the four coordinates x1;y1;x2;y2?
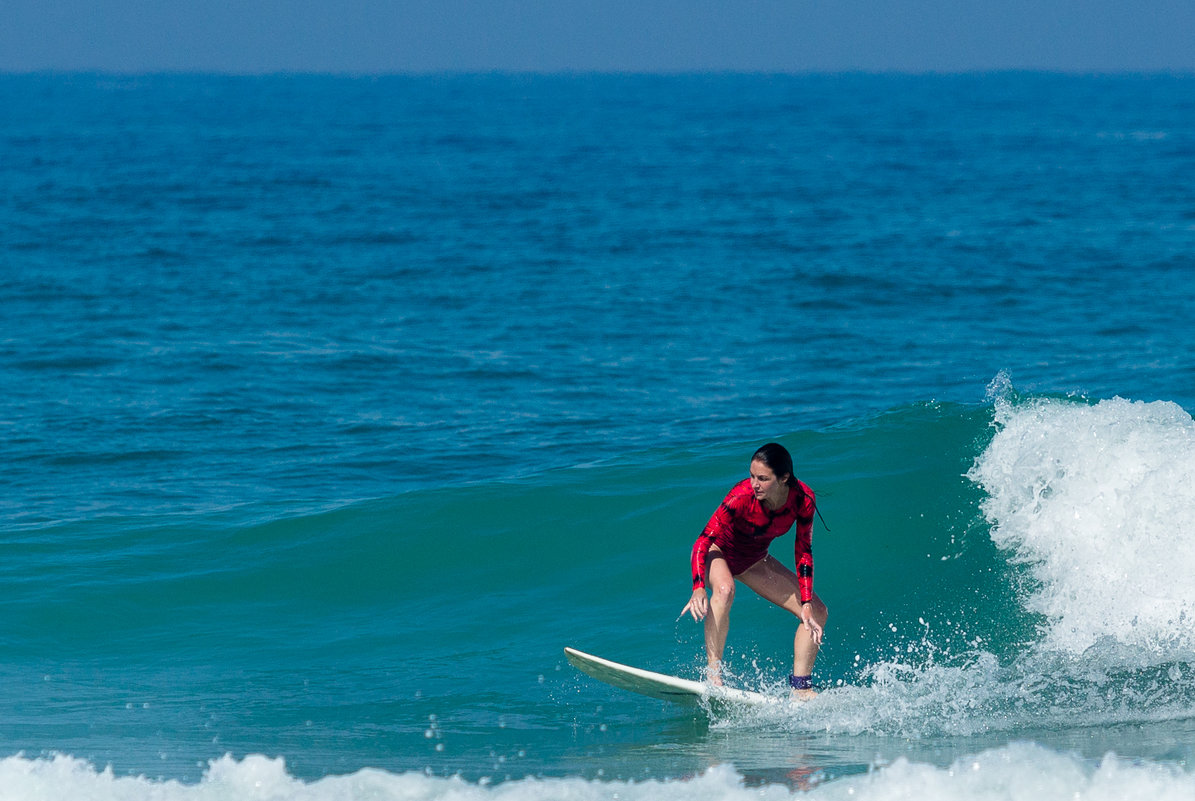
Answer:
821;743;1195;801
968;395;1195;661
733;650;1195;739
1;746;1193;801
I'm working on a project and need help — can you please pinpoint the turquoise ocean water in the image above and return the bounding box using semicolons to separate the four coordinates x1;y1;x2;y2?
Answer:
2;73;1195;798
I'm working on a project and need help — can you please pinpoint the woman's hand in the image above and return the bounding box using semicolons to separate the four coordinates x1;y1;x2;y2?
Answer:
799;602;823;645
681;588;709;622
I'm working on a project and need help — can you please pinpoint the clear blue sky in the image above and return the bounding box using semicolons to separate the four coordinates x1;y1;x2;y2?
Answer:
4;0;1193;73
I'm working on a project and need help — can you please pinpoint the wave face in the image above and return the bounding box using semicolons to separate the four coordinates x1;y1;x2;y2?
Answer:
4;395;1195;790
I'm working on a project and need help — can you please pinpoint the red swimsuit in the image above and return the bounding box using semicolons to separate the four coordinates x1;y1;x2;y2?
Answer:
690;478;816;603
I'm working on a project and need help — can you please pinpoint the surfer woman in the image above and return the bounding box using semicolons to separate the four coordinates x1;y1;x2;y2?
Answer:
681;443;827;698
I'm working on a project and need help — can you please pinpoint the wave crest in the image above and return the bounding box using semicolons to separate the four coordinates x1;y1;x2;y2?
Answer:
969;395;1195;662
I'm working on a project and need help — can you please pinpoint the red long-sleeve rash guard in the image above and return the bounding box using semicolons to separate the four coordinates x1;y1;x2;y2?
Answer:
690;478;816;603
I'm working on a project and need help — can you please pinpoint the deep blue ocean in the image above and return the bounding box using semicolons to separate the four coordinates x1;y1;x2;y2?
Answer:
2;72;1195;799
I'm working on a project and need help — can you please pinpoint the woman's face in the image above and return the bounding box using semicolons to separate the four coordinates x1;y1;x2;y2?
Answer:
749;459;789;508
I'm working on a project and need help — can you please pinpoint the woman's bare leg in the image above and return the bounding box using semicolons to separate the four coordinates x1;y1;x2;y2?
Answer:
738;556;829;689
703;551;735;685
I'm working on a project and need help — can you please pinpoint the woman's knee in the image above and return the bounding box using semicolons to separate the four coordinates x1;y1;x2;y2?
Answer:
710;579;735;607
793;597;828;623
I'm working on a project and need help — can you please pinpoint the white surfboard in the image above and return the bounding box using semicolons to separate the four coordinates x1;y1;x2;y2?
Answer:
564;646;775;708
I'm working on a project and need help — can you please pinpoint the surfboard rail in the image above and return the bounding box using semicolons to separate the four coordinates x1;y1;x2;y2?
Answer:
563;646;774;707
